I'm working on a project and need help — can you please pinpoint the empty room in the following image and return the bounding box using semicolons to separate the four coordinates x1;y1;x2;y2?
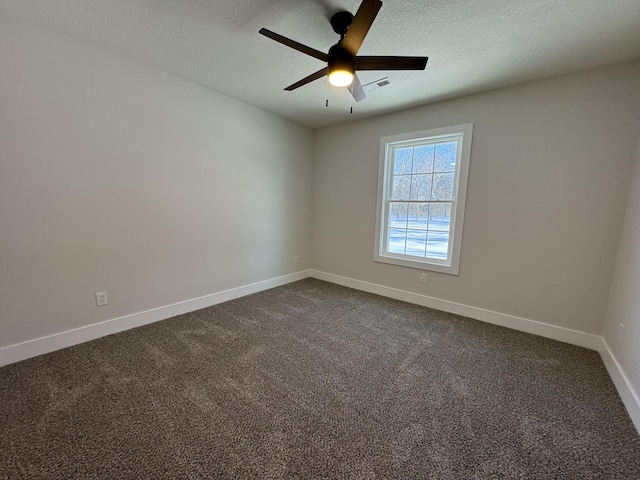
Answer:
1;0;639;478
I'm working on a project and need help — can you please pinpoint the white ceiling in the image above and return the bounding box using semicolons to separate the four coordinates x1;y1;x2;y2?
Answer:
2;0;640;129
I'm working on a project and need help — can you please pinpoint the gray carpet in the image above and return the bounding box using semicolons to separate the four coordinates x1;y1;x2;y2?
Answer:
1;279;639;479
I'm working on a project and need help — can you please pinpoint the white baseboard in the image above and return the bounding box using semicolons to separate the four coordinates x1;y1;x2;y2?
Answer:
598;338;640;434
310;270;602;351
0;270;311;367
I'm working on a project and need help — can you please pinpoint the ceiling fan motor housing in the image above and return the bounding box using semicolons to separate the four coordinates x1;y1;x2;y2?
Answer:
330;11;354;36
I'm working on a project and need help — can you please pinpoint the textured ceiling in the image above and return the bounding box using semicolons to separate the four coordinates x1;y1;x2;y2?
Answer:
2;0;640;129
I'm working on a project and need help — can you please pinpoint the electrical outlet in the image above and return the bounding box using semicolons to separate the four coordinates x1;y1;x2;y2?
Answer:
420;273;428;284
294;256;299;264
96;291;108;307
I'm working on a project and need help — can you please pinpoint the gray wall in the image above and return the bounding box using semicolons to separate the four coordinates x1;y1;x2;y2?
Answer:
603;133;640;404
311;62;640;334
0;17;314;348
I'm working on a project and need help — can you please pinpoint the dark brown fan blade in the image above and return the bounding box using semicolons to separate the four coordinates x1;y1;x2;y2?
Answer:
355;56;428;71
284;67;329;91
259;28;329;62
340;0;382;57
350;73;366;102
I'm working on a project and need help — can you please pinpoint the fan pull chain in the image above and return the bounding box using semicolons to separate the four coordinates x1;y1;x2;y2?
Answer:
350;85;354;114
326;80;329;107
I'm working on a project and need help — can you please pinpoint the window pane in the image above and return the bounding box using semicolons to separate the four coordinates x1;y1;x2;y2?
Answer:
426;231;449;259
393;147;413;174
392;175;411;200
434;142;457;173
388;228;407;254
406;229;427;256
412;145;434;174
377;124;472;274
409;174;431;201
431;173;454;200
407;203;428;229
388;202;408;228
428;203;451;232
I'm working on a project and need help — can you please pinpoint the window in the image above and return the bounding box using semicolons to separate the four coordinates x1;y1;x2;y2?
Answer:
374;124;473;275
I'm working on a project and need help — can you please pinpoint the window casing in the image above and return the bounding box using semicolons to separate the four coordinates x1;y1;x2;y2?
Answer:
374;124;473;275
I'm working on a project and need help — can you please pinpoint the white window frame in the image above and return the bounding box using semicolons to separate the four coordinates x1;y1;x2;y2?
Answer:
374;123;473;275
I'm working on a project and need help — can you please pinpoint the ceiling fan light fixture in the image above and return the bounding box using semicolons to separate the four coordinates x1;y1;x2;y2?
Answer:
328;46;355;87
328;68;354;87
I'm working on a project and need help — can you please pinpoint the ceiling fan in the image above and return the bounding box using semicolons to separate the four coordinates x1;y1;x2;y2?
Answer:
259;0;428;102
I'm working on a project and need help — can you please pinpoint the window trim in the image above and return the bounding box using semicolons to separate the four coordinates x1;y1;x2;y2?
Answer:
374;123;473;275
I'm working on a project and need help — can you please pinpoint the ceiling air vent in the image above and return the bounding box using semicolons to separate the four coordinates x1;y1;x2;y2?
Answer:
363;77;392;93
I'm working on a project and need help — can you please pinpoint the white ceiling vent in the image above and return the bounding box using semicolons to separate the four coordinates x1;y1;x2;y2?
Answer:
363;77;393;93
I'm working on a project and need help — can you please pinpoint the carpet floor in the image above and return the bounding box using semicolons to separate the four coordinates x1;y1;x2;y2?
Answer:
1;278;639;479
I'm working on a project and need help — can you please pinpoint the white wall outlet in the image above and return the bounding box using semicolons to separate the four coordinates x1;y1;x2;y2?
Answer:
420;273;428;284
96;291;108;307
294;255;299;264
